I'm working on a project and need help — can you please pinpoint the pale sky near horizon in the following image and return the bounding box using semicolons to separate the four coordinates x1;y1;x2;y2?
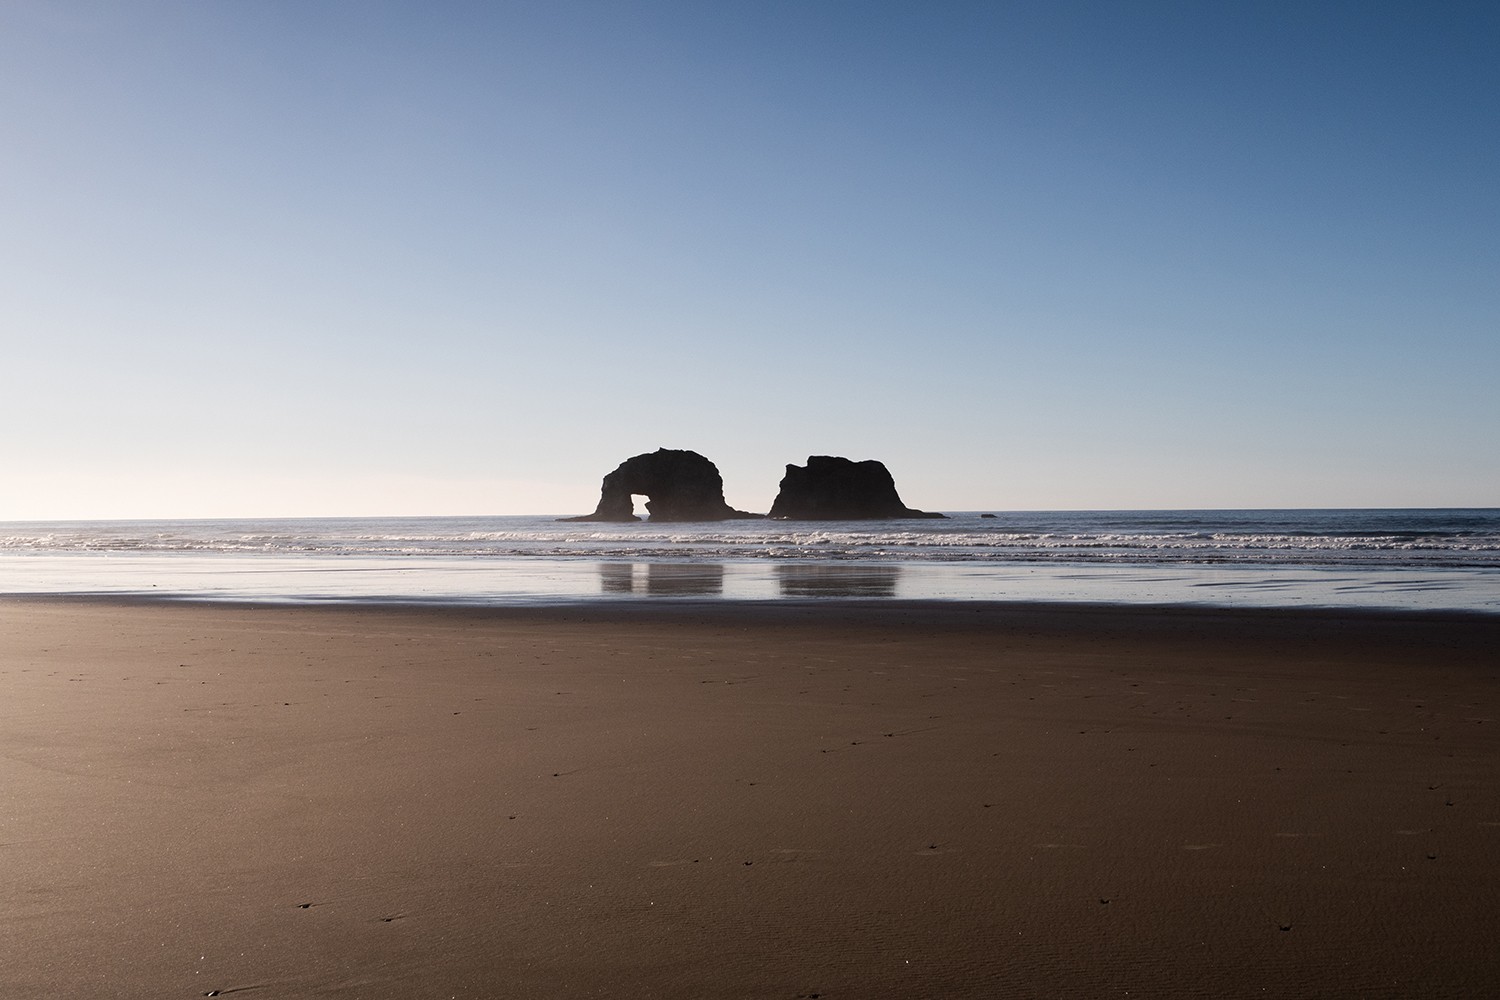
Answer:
3;1;1496;519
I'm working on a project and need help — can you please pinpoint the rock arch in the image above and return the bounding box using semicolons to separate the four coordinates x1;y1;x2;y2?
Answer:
559;448;762;522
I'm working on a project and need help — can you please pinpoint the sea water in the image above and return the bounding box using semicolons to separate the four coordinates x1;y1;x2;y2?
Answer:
1;510;1497;613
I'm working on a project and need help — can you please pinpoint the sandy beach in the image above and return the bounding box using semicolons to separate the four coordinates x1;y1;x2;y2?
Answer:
2;597;1498;999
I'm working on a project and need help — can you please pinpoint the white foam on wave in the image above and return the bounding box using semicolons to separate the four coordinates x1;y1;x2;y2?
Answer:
2;513;1497;569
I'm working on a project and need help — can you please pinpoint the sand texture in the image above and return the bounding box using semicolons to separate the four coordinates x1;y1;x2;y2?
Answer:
2;598;1499;998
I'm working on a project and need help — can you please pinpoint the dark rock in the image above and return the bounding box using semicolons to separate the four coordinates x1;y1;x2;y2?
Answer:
560;448;762;522
980;513;997;519
767;456;945;520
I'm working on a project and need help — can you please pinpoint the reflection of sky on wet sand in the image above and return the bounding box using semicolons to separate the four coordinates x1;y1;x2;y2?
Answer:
775;564;900;598
599;563;725;597
2;552;1496;613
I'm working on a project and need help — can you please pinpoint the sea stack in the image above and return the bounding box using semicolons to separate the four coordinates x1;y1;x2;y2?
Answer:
767;456;946;520
560;448;762;522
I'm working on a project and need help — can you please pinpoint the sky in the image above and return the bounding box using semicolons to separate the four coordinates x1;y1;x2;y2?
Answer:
2;0;1497;518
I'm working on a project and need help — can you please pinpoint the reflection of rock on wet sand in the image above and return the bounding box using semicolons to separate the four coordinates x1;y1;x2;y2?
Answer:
599;563;725;597
776;564;900;598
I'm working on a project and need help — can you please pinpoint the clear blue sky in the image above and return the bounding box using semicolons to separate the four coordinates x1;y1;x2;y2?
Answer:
3;1;1496;518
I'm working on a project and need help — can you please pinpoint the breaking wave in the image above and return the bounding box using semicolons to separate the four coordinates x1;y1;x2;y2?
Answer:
2;509;1499;569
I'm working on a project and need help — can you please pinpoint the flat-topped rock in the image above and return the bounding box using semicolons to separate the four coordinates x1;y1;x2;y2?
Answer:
767;456;945;520
560;449;762;522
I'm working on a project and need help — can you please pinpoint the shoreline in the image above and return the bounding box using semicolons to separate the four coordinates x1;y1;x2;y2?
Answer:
4;597;1498;997
4;550;1500;615
9;590;1500;630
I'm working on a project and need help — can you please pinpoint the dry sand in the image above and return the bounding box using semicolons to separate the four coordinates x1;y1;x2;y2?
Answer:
2;597;1498;999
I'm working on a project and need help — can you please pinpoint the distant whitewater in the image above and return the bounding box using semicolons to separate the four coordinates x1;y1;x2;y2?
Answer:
6;509;1500;565
1;510;1497;612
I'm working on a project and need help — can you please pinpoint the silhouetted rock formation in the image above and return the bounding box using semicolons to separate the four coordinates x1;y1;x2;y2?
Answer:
767;456;946;520
560;449;762;522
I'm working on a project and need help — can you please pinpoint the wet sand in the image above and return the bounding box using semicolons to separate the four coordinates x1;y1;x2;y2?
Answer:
2;597;1498;998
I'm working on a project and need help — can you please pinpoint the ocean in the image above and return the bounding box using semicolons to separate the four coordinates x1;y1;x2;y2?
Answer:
2;509;1497;613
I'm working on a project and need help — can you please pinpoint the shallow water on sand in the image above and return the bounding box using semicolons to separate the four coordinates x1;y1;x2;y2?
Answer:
1;550;1496;614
